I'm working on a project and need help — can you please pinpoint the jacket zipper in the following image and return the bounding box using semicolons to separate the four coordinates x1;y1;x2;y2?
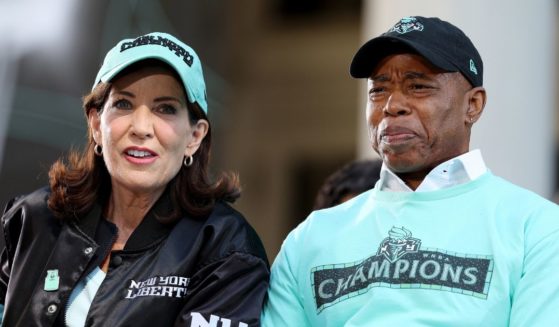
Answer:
64;231;117;326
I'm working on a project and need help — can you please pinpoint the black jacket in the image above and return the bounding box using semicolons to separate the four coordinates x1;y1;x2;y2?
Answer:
0;187;269;326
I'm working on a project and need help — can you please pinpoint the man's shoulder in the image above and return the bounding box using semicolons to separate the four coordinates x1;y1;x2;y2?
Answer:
285;189;374;246
486;174;558;209
314;188;373;216
482;175;559;240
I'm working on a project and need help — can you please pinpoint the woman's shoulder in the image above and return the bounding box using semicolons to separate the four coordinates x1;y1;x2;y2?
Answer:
206;201;251;228
198;201;268;264
2;186;52;220
1;186;60;250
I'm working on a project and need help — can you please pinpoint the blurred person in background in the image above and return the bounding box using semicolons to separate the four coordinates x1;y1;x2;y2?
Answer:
313;159;382;210
0;32;269;326
262;16;559;326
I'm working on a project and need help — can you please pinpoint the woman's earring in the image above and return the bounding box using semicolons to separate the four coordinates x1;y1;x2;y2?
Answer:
94;144;103;156
183;155;193;167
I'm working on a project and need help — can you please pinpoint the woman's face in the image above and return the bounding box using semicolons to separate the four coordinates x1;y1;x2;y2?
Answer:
88;65;208;196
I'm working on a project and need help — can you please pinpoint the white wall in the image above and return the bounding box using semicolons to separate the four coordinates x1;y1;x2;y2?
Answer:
357;0;557;198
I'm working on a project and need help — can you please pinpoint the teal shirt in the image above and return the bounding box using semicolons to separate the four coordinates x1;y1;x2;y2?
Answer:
65;267;106;326
262;172;559;326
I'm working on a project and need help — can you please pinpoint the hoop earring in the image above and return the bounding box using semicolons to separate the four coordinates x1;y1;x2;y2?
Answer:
94;144;103;156
183;155;193;167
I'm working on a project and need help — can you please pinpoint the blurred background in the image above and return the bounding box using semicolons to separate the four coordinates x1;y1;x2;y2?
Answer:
0;0;557;261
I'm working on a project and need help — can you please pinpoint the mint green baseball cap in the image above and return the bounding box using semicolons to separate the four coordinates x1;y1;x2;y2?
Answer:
93;32;208;114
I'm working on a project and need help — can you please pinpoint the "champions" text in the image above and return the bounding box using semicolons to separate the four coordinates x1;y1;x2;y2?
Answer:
312;249;493;312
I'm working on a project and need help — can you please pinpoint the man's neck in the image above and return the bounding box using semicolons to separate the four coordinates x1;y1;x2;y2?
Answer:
394;170;431;190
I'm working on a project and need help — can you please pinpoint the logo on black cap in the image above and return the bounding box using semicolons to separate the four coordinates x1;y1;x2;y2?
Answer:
469;59;478;75
389;17;424;34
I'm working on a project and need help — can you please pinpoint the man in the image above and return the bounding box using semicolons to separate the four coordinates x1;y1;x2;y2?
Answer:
262;16;559;326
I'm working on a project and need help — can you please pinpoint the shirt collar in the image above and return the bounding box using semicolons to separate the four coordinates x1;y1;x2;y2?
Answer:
377;149;487;192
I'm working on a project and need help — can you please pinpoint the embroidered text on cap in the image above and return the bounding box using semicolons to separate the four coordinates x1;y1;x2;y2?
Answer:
120;35;194;67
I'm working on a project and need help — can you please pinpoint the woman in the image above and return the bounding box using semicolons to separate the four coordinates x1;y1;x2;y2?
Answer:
0;32;269;326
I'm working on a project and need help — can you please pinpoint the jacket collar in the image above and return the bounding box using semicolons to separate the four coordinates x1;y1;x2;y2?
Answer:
123;191;176;251
75;189;177;252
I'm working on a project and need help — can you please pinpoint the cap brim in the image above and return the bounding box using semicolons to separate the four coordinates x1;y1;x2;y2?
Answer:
350;36;459;78
96;54;176;86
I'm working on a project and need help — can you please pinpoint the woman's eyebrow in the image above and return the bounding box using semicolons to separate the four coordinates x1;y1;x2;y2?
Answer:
114;90;135;98
154;96;185;105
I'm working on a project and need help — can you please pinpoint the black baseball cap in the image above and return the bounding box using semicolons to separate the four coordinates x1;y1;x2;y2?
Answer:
350;16;483;87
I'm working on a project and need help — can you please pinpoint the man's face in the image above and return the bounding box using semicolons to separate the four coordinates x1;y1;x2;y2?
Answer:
367;53;474;176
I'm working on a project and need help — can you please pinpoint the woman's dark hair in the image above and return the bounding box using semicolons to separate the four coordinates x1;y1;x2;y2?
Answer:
313;159;382;210
48;61;240;222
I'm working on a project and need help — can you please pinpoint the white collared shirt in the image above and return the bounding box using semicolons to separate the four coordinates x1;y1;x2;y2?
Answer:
377;149;488;192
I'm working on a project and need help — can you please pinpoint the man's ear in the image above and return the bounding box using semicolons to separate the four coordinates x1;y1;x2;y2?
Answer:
184;119;209;157
465;86;486;124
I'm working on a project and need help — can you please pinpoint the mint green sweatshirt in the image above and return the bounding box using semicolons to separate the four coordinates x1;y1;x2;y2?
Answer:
262;172;559;326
